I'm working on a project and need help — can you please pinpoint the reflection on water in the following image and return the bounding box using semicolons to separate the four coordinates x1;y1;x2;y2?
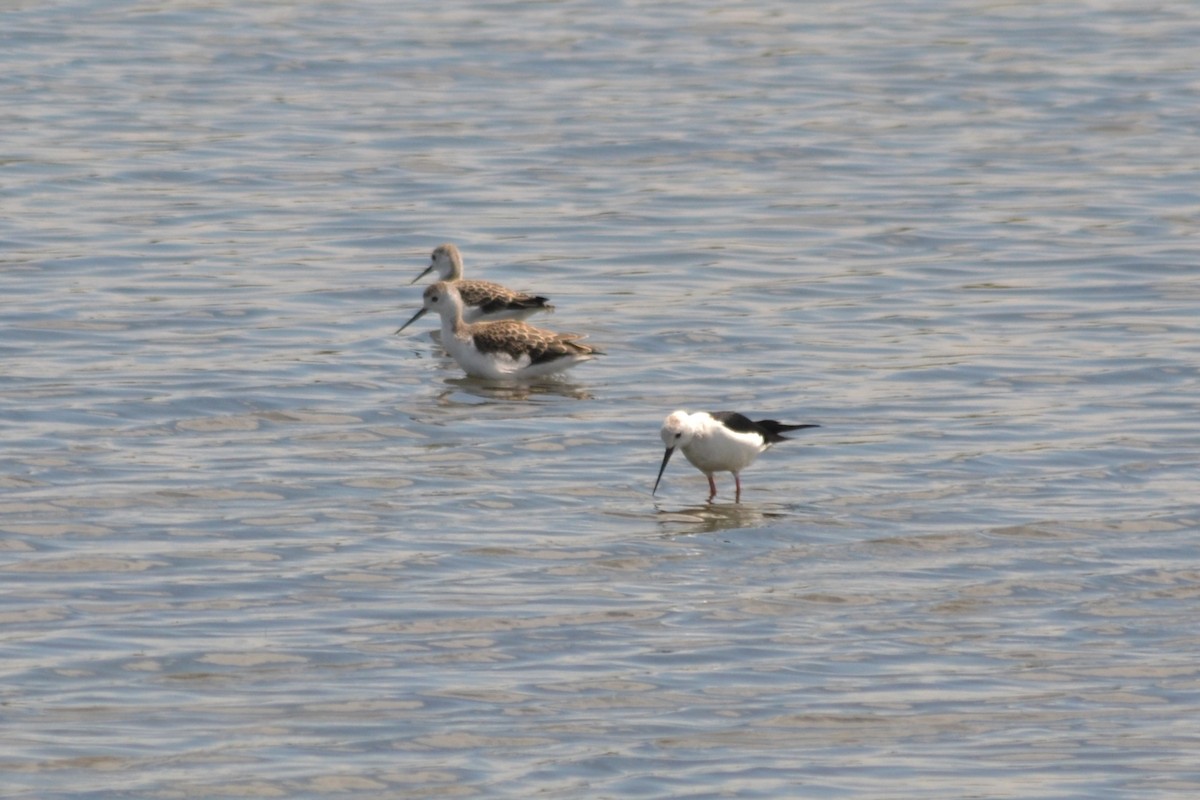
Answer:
653;501;795;535
434;376;597;404
3;0;1200;797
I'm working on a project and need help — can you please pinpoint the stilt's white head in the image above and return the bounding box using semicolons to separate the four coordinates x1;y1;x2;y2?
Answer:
395;281;462;333
411;242;463;285
659;410;696;449
653;410;695;495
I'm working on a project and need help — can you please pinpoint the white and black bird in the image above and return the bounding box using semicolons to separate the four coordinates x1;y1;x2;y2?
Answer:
406;242;553;324
652;410;819;502
396;281;599;381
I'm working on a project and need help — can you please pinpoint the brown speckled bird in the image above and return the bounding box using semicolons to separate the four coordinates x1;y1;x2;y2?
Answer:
396;282;600;380
408;243;553;323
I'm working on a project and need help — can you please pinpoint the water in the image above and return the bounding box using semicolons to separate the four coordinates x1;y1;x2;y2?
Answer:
2;0;1199;797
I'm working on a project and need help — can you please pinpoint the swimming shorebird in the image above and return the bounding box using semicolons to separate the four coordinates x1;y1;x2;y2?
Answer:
396;281;600;380
652;410;819;502
407;243;553;324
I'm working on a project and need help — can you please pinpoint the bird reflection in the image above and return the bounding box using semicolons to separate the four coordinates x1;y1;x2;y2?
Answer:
653;501;789;535
435;377;593;404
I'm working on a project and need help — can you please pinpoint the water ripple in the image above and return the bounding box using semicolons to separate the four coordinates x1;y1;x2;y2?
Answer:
3;0;1200;797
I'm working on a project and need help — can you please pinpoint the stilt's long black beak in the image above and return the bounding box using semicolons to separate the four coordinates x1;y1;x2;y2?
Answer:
652;447;675;496
409;265;434;285
394;306;428;334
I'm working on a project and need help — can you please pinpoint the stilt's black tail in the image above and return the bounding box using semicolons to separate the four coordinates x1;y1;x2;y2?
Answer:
756;419;820;444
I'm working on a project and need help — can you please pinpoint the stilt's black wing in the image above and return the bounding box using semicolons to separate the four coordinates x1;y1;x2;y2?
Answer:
711;411;819;444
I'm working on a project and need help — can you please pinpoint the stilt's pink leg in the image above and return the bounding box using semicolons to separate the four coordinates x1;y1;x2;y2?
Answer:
734;473;742;502
707;474;718;501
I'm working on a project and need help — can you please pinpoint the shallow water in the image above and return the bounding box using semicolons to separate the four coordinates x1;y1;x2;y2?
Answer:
3;1;1200;797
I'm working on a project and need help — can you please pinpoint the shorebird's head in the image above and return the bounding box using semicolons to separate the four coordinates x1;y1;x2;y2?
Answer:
410;242;462;285
652;410;695;495
660;411;696;449
395;281;460;333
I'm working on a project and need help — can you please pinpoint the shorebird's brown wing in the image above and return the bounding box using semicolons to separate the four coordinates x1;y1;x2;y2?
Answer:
457;280;553;315
470;320;599;364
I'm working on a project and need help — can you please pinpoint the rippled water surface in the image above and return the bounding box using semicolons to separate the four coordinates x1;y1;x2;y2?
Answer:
3;1;1200;797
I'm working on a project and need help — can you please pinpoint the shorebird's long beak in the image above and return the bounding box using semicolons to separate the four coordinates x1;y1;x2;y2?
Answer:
652;446;675;496
409;265;434;285
394;306;428;334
